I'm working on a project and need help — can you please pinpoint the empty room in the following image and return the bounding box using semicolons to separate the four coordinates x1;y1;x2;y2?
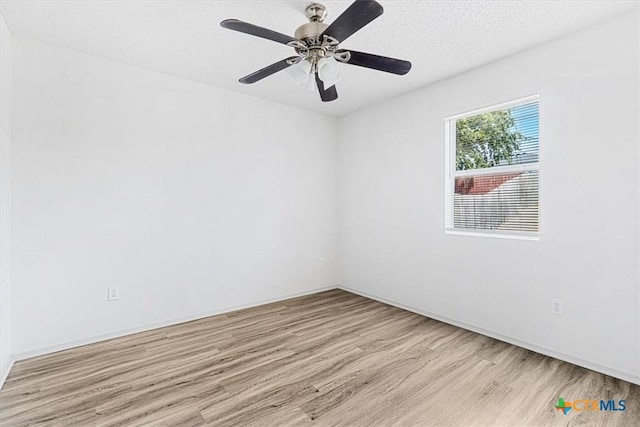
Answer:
0;0;639;425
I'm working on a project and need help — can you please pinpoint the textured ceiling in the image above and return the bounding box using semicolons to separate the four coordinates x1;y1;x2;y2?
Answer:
1;0;638;117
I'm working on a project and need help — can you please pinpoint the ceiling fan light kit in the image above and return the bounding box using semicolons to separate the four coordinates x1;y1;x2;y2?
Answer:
220;0;412;102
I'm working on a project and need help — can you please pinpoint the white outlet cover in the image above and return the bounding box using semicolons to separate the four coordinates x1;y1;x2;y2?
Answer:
108;287;120;301
551;298;562;315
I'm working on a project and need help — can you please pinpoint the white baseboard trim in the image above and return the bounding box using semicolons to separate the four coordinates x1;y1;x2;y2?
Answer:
338;285;640;386
11;285;337;364
0;357;15;390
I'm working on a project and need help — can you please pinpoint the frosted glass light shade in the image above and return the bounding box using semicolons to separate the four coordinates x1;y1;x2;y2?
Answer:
287;60;316;91
317;58;341;88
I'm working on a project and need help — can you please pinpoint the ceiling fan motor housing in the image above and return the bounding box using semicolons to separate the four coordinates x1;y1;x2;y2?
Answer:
294;22;329;46
292;2;339;62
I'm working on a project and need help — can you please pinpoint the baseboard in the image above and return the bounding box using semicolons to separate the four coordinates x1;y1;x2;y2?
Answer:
338;285;640;386
11;285;337;364
0;356;14;390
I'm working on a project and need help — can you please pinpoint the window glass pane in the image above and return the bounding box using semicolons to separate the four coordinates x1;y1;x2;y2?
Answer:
453;170;539;232
455;101;539;171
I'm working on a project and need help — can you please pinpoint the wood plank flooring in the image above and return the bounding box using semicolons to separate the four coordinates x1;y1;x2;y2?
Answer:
1;289;638;426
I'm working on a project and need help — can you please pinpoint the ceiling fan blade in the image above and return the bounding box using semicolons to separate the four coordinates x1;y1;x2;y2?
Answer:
221;19;297;46
321;0;384;43
239;57;299;84
336;49;412;75
315;73;338;102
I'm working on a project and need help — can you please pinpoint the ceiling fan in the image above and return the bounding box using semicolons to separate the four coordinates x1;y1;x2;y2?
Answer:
220;0;412;102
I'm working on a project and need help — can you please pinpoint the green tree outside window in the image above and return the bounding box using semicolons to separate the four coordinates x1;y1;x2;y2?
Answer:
456;110;526;171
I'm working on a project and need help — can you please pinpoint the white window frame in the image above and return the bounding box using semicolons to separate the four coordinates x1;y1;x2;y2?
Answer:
444;95;540;241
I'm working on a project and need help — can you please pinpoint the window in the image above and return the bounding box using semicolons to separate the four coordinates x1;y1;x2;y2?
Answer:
444;96;540;239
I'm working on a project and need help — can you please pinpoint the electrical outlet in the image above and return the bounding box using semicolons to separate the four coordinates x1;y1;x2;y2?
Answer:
108;287;120;301
551;298;562;315
320;258;326;268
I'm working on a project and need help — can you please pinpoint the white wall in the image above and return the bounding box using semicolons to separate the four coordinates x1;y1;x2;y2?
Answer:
0;14;13;383
10;37;338;355
638;9;640;378
338;12;640;383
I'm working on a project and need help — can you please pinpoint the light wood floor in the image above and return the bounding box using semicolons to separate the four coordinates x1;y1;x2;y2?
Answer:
1;289;638;426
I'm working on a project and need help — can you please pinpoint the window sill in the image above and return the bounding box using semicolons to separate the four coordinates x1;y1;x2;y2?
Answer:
445;229;540;241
